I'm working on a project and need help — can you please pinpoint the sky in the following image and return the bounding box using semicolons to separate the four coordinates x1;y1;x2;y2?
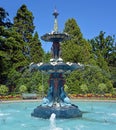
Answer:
0;0;116;52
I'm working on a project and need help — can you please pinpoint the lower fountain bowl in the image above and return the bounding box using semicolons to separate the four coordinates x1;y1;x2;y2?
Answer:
31;105;82;119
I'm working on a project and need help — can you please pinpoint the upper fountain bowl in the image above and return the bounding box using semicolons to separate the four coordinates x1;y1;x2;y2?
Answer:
41;32;70;42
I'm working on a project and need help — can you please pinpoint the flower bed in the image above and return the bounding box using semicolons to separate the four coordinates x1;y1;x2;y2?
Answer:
0;95;21;100
68;93;116;99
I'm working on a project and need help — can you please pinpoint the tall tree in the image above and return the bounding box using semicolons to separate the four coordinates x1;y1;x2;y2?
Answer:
0;7;12;28
14;4;35;60
89;31;115;66
62;18;94;64
61;18;113;94
0;7;13;85
30;32;44;63
14;4;34;42
0;27;28;91
89;31;116;88
0;6;31;89
12;4;44;92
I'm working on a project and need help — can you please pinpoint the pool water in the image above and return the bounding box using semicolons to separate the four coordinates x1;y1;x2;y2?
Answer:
0;101;116;130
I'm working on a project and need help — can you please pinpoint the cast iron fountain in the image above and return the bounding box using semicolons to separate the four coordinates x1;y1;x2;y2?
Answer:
31;9;83;119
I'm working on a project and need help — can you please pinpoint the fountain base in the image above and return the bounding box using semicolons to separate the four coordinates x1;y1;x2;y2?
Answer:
31;105;82;119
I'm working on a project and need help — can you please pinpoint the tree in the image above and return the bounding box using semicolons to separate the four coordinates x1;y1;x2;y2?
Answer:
14;4;35;60
63;18;83;41
11;4;45;93
89;31;115;66
0;7;13;85
61;18;113;94
30;32;44;63
62;18;83;63
0;7;12;28
3;28;28;92
0;5;39;92
0;85;8;95
62;18;94;64
61;18;94;93
44;52;51;62
14;4;34;42
0;7;27;89
89;31;116;88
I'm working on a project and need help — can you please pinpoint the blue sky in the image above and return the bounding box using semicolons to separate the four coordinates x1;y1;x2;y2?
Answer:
0;0;116;52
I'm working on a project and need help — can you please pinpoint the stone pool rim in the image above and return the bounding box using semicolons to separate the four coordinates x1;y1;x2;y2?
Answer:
1;99;116;104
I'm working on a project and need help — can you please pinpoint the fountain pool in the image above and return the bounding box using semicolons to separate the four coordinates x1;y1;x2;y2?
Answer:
0;101;116;130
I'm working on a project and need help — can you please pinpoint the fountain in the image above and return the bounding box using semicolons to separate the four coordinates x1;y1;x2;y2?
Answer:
30;9;83;119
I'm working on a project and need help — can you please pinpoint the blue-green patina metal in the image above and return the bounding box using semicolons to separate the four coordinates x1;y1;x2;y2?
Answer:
30;9;83;118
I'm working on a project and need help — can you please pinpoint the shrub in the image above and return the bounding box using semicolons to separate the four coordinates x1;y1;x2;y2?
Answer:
0;85;8;95
98;83;107;94
19;85;27;93
80;84;88;94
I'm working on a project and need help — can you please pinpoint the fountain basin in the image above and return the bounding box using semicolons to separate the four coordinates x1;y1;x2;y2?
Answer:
1;101;116;130
31;105;82;119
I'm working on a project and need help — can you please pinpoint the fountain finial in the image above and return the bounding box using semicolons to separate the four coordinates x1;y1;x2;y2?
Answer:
53;8;59;33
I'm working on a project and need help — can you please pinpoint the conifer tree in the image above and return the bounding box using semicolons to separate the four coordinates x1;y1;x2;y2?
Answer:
0;7;12;27
14;4;34;42
89;31;115;66
30;32;44;63
0;7;13;85
12;4;44;92
14;4;35;61
62;18;113;94
89;31;116;88
62;18;93;64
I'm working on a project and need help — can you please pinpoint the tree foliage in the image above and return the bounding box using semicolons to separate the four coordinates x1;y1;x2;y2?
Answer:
0;85;8;95
30;32;44;63
61;18;113;94
14;5;34;42
89;31;116;88
0;5;44;93
0;6;115;95
19;85;27;93
89;31;116;66
0;7;12;27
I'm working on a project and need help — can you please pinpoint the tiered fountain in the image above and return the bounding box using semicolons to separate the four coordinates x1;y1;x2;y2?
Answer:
31;9;83;119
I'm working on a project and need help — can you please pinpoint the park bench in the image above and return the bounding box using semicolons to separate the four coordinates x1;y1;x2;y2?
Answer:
22;93;37;99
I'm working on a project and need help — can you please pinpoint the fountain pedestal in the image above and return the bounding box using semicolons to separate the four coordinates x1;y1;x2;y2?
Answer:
31;60;83;118
31;105;82;119
31;9;83;119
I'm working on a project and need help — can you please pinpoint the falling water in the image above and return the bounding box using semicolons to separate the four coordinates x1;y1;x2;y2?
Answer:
49;113;63;130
